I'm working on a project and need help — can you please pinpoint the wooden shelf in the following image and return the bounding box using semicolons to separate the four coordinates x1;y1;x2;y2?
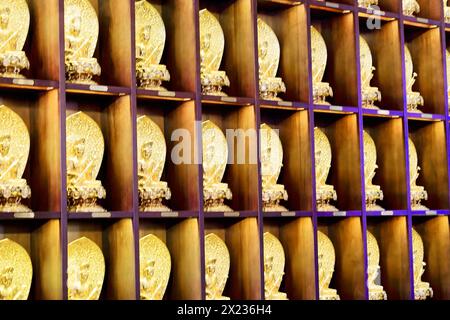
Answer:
0;212;60;220
67;211;133;220
65;83;131;96
0;79;58;91
139;211;199;219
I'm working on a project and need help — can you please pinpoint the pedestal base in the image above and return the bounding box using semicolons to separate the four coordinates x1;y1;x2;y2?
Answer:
66;58;101;85
0;51;30;79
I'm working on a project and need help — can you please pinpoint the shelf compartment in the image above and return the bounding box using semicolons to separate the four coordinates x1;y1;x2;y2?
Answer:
363;117;408;210
66;95;135;213
258;2;310;103
202;104;260;212
199;0;258;98
0;219;62;299
317;217;366;300
367;216;412;299
404;25;446;115
408;120;449;210
137;100;200;212
412;216;450;299
204;217;262;300
310;9;359;107
139;218;201;300
314;113;363;211
67;218;136;299
359;18;404;111
402;0;443;22
263;217;316;299
0;89;62;213
260;108;313;211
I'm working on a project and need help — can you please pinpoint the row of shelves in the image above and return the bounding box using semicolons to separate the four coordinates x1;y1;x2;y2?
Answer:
1;215;448;300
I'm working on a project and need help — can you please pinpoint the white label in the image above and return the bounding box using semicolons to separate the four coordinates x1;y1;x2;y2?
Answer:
281;211;296;217
421;113;433;119
224;211;240;217
416;17;429;24
13;79;35;86
325;2;339;8
161;211;179;217
377;110;390;115
221;97;237;103
381;211;394;216
330;106;343;111
333;211;347;217
425;210;437;216
158;91;176;97
92;212;112;218
278;101;293;107
89;85;108;92
14;212;35;219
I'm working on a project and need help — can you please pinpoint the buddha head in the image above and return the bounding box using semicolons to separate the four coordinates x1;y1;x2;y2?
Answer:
201;33;212;53
0;135;11;157
206;258;217;277
143;260;156;279
140;25;151;43
67;6;82;38
264;255;274;274
141;141;153;161
259;41;269;60
0;7;11;31
79;262;90;285
71;138;86;160
0;267;14;288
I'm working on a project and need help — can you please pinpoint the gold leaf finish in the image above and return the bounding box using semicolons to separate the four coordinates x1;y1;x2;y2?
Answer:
404;45;424;112
0;238;32;300
360;36;381;109
311;26;333;105
408;138;428;210
205;233;230;300
318;231;340;300
412;228;433;300
403;0;420;16
366;231;387;300
137;115;171;212
0;105;31;213
363;130;384;211
139;234;171;300
68;237;105;300
263;232;288;300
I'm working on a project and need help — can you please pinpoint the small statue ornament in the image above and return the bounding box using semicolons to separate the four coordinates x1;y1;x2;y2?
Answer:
318;231;340;300
263;232;288;300
205;233;230;300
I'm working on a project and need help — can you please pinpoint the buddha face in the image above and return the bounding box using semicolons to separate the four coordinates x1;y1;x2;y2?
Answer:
0;135;11;157
206;258;216;276
201;33;212;52
141;142;153;161
264;256;274;273
0;267;13;288
0;7;10;31
141;25;151;43
143;260;155;279
80;263;90;284
67;6;82;37
259;41;268;59
72;138;86;159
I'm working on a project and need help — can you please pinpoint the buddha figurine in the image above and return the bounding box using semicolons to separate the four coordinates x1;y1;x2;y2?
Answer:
445;1;450;23
202;120;233;212
318;231;340;300
363;131;384;211
409;138;428;210
66;112;106;213
260;124;288;212
412;228;433;300
358;0;378;8
263;232;288;300
360;36;381;109
257;18;286;101
366;231;387;300
314;128;338;211
64;0;101;84
137;116;171;212
0;1;30;78
199;9;230;96
139;234;171;300
0;238;32;300
0;105;31;213
68;237;105;300
205;233;230;300
403;0;420;16
404;45;424;112
135;1;170;91
311;26;333;105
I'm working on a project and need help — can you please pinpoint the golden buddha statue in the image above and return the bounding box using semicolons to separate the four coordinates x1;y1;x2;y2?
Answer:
205;233;230;300
135;1;170;91
409;138;428;210
318;231;340;300
0;1;30;78
0;105;31;213
137;116;171;212
311;26;333;105
366;231;387;300
68;237;105;300
403;0;420;16
257;18;286;101
404;45;424;113
360;36;381;109
263;232;288;300
260;124;288;212
64;0;101;84
363;131;384;211
66;112;106;213
358;0;378;8
202;120;233;212
0;238;32;300
199;9;230;96
445;1;450;23
314;128;338;211
140;234;171;300
412;228;433;300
